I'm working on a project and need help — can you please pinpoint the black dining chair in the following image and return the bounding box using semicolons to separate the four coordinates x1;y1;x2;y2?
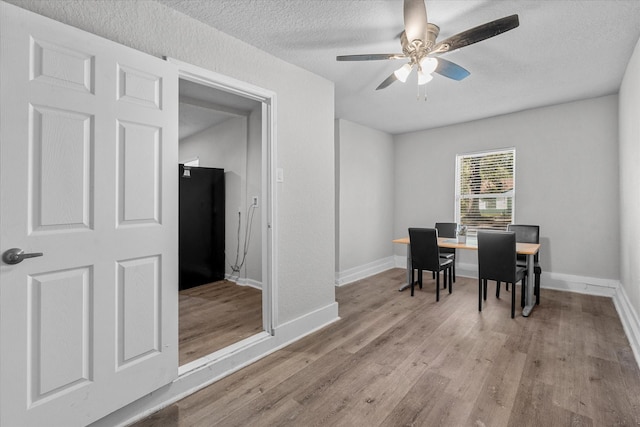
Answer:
435;222;457;283
507;224;541;305
477;230;527;318
408;228;454;300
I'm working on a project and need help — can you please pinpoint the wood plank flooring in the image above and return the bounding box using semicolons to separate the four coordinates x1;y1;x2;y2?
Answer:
137;268;640;426
179;280;262;365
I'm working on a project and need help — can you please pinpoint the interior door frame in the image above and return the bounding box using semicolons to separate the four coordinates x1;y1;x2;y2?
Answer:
167;57;277;342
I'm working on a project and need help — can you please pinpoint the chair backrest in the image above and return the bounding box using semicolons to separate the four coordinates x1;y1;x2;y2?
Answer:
409;228;441;271
434;222;457;238
507;224;540;262
477;230;518;283
435;222;457;255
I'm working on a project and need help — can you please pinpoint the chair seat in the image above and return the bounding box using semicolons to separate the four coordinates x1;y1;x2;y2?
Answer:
487;265;527;284
516;260;541;273
409;228;455;301
435;223;457;283
516;260;541;305
509;224;542;306
439;258;453;268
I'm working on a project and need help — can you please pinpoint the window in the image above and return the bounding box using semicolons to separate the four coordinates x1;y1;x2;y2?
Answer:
455;148;515;234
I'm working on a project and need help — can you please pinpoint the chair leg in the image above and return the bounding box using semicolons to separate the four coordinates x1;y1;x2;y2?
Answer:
411;268;415;297
496;281;501;298
452;257;456;283
436;270;440;302
443;269;447;289
483;280;488;301
521;276;526;308
511;281;516;318
448;266;453;294
478;278;483;311
418;270;423;289
535;271;540;305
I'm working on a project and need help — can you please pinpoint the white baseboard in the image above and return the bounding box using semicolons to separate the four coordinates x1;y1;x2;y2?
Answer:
539;272;618;296
335;256;395;286
418;259;620;297
613;285;640;370
225;274;263;290
457;262;619;297
94;302;340;427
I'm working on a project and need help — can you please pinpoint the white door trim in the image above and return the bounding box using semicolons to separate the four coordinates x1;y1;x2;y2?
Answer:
166;57;278;349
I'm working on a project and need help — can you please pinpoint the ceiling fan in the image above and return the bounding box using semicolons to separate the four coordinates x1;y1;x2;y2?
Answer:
336;0;519;90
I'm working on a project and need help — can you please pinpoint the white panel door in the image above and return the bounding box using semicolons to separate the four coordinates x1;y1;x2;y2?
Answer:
0;3;179;426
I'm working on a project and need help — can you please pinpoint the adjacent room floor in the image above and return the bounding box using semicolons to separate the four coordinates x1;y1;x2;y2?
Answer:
179;280;262;365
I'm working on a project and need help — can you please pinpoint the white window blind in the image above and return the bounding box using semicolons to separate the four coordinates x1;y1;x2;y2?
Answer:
455;148;515;233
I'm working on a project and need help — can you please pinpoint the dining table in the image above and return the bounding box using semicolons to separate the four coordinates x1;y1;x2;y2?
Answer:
393;236;541;317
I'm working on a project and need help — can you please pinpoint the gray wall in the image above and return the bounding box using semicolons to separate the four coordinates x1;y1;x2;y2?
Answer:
335;97;621;286
8;0;336;327
336;119;395;280
620;36;640;322
393;95;620;281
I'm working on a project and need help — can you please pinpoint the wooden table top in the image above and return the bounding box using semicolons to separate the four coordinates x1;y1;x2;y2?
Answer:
393;236;540;255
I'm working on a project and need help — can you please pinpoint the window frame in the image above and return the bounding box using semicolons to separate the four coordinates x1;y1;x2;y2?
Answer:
454;147;516;235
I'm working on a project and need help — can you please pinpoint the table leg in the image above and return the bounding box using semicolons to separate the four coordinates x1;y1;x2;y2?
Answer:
399;244;412;291
522;253;535;316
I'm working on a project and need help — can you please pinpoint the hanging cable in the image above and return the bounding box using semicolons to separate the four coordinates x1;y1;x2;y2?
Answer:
225;201;258;281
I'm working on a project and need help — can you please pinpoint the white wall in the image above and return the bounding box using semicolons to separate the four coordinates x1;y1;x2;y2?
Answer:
618;34;640;355
335;119;395;285
245;105;263;284
394;95;620;285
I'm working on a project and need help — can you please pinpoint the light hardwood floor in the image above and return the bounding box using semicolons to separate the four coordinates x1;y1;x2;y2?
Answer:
137;268;640;426
179;280;262;365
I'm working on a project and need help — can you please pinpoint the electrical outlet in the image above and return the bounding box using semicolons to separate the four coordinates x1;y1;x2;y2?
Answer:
252;196;259;207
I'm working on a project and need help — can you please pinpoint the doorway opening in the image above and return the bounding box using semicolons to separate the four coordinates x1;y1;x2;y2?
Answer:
172;61;275;368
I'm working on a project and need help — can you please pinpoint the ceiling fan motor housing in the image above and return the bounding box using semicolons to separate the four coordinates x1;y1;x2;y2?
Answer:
401;23;440;64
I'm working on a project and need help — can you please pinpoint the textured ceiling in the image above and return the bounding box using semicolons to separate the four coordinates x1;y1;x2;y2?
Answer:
158;0;640;135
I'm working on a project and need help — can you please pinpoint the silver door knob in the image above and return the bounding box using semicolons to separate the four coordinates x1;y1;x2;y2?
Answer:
2;248;43;265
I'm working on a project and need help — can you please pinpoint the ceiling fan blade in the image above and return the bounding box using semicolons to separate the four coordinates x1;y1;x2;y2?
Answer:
375;73;398;90
336;53;406;61
431;14;519;54
434;58;470;81
404;0;428;42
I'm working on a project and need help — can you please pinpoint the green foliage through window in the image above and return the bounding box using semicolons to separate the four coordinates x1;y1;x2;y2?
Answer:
456;149;515;233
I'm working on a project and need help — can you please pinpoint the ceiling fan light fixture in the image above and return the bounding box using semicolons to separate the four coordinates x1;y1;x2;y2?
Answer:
417;70;433;85
394;63;413;83
419;57;438;75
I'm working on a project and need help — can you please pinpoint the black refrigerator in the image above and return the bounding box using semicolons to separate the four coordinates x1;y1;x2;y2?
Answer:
179;164;225;290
